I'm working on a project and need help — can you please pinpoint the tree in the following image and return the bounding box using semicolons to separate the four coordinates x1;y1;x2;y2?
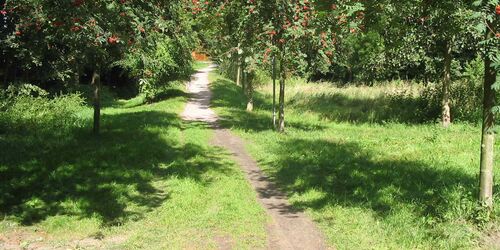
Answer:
2;0;193;134
198;0;364;132
418;1;480;127
475;0;499;211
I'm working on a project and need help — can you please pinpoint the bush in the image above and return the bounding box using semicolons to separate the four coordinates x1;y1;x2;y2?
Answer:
414;58;483;123
139;80;186;103
384;79;483;124
0;84;87;136
118;33;194;102
384;56;484;124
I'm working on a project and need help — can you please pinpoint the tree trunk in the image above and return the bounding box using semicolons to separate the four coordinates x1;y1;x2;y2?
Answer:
3;61;10;86
479;30;497;210
278;55;285;133
91;69;101;135
241;63;246;94
272;55;277;128
347;67;353;83
246;71;253;112
73;61;81;87
236;56;242;86
442;41;452;127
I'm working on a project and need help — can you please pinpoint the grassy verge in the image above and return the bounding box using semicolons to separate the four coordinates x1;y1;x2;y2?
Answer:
193;61;211;71
209;72;500;249
0;84;267;249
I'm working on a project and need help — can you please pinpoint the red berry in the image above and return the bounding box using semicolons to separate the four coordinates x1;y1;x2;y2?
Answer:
15;30;22;36
53;21;64;27
496;5;500;15
70;25;81;32
107;35;119;44
72;0;84;7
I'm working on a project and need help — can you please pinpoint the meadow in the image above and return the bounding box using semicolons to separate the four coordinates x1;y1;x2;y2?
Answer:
210;72;500;249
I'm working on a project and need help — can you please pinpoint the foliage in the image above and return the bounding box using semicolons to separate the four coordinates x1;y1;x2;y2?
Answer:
1;0;195;93
0;84;87;136
472;0;500;115
118;33;195;102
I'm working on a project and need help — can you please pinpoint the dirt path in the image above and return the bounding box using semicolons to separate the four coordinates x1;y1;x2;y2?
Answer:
182;65;329;250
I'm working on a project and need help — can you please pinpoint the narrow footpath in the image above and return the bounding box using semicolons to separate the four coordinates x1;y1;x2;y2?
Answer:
181;65;328;250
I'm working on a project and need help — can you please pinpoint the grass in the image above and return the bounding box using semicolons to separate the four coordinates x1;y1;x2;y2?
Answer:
210;72;500;249
0;83;267;249
192;60;211;71
257;78;484;124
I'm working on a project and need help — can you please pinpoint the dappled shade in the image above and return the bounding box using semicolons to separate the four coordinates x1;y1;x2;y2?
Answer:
0;108;235;226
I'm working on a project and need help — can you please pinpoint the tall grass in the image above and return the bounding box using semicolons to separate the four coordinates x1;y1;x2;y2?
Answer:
258;78;484;124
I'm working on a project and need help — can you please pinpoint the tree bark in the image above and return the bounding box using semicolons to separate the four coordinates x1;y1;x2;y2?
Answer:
241;62;246;94
347;67;353;83
3;61;10;86
246;71;253;112
272;55;277;128
236;55;242;86
91;69;101;135
73;61;81;87
278;54;285;133
479;30;497;209
442;41;452;127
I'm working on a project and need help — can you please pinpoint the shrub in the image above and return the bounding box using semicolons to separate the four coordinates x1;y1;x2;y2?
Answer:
384;79;483;124
139;80;186;103
118;33;194;103
385;56;484;123
0;84;87;137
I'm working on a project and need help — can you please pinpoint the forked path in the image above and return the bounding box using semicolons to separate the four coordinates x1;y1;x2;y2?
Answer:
182;65;329;250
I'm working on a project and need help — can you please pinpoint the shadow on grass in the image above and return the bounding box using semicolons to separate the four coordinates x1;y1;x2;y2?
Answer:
144;88;191;105
262;138;480;220
0;108;233;226
211;78;326;132
73;82;191;110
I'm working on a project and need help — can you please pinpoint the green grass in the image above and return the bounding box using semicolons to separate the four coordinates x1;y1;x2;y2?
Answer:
0;85;267;249
193;61;211;71
210;72;500;249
